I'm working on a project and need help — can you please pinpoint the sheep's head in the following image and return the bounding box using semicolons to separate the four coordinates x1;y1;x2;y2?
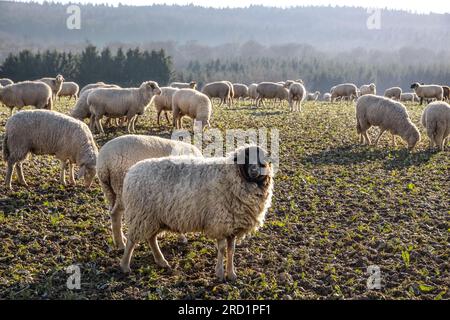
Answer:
405;124;421;151
78;163;96;188
189;81;197;89
56;74;65;84
234;146;272;187
143;81;161;95
410;82;420;90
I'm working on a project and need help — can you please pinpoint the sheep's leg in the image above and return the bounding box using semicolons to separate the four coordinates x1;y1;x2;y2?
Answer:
111;203;126;250
120;239;136;273
95;116;105;134
156;110;162;125
392;135;397;146
59;161;67;185
132;115;139;132
215;239;226;281
374;129;386;146
149;234;170;268
69;162;76;185
362;131;371;145
16;162;28;187
226;236;237;281
5;161;16;189
164;112;170;124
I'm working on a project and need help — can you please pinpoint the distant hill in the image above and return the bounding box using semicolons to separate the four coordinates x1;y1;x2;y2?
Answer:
1;1;450;60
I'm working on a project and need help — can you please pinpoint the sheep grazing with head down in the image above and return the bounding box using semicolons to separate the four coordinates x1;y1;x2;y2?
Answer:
3;110;98;189
248;83;258;104
384;87;402;100
0;78;13;87
58;81;79;101
288;81;306;112
356;94;420;150
410;83;444;105
256;82;289;108
331;83;358;102
202;81;232;107
0;81;53;115
172;88;212;130
153;87;179;125
120;145;274;281
306;91;320;101
37;74;64;100
232;83;249;102
88;81;161;134
359;83;376;96
97;135;203;249
170;81;197;90
400;92;420;103
421;102;450;150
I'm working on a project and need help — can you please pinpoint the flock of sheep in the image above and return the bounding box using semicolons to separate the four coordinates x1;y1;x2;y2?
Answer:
0;74;449;281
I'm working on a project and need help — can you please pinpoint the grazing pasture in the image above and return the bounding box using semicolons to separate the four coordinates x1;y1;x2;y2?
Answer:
0;98;448;299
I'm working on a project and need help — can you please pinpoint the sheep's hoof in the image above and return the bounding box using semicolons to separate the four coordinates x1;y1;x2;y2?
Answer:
226;272;237;282
156;259;170;269
216;270;225;282
120;263;131;274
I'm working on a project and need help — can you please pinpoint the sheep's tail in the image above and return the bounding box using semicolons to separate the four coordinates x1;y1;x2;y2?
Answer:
2;134;9;162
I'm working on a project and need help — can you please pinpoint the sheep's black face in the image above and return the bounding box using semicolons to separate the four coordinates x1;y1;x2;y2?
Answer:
235;146;271;187
410;83;419;89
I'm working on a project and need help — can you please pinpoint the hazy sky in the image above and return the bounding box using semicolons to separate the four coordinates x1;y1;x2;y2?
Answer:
12;0;450;14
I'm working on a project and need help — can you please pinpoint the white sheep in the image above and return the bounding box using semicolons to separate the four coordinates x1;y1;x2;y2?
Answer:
256;82;289;108
400;92;420;103
170;81;197;90
88;81;161;134
359;83;376;96
384;87;402;100
79;82;120;96
232;83;249;102
306;91;320;101
421;102;450;150
322;93;332;102
331;83;358;102
3;110;98;189
356;94;420;150
288;82;306;112
201;81;232;107
411;83;444;105
120;145;274;281
0;78;13;86
248;83;258;105
0;81;53;115
37;74;64;100
153;87;179;125
58;81;79;101
97;134;203;249
172;88;212;129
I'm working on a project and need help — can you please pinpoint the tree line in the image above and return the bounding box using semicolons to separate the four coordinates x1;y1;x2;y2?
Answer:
0;45;173;87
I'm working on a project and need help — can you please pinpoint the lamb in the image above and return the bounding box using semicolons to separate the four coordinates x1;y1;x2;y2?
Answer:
3;110;98;189
153;87;179;125
119;145;274;281
0;78;13;86
79;82;120;96
170;81;197;90
382;87;401;101
400;92;420;103
37;74;65;100
331;83;358;102
306;91;320;101
172;88;212;129
256;82;289;108
0;81;53;115
421;102;450;150
359;83;376;96
288;82;306;112
58;81;79;101
356;94;420;150
202;81;232;107
88;81;161;134
323;93;332;102
97;134;203;249
410;83;444;105
232;83;249;101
